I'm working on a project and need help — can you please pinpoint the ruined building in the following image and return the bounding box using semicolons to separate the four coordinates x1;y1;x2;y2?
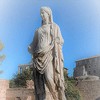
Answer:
74;55;100;78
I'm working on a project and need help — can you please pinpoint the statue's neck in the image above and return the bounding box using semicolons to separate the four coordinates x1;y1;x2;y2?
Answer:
43;22;49;25
42;17;50;25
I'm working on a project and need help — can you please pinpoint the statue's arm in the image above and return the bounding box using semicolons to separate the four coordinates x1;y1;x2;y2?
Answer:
28;30;38;54
56;25;64;46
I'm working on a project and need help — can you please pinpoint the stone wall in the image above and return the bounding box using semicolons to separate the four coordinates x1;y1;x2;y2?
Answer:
0;79;54;100
74;56;100;77
6;88;35;100
0;80;9;100
6;87;54;100
0;79;35;100
77;80;100;100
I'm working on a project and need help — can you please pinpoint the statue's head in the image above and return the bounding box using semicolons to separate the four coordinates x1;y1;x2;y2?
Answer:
40;7;53;25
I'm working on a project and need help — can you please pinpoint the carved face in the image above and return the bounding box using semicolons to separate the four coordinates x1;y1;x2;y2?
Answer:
40;10;49;22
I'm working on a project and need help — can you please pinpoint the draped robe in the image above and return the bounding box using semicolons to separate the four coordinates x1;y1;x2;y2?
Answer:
29;23;65;100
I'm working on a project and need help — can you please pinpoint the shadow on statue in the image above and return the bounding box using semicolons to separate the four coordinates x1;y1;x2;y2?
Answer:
96;97;100;100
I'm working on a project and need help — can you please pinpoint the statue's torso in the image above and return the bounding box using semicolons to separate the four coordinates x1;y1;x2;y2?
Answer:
37;24;52;51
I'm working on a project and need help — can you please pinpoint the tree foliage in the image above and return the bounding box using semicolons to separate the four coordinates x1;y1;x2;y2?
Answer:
10;67;82;100
0;55;6;64
0;41;5;73
0;41;4;51
0;41;5;63
64;75;82;100
10;68;33;88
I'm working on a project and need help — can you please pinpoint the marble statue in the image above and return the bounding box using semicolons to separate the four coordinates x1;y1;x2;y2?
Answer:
28;7;66;100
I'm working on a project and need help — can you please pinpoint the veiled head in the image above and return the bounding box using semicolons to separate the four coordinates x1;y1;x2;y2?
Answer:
40;7;53;25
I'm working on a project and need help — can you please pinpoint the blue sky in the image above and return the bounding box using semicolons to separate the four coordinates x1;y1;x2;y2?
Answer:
0;0;100;79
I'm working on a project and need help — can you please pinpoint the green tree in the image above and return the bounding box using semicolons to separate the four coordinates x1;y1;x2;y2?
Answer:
64;74;82;100
10;68;33;88
0;41;4;51
10;66;82;100
0;41;5;74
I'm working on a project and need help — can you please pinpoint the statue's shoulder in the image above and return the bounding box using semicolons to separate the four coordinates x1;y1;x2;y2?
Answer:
53;23;60;29
35;27;42;33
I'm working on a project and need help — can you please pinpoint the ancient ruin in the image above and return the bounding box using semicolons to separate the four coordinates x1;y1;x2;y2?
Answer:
74;56;100;100
74;55;100;78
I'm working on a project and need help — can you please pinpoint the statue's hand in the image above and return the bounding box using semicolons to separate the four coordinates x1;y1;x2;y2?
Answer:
28;46;31;50
28;46;33;54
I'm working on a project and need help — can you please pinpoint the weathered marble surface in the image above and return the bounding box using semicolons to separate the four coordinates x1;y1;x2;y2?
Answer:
28;7;66;100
